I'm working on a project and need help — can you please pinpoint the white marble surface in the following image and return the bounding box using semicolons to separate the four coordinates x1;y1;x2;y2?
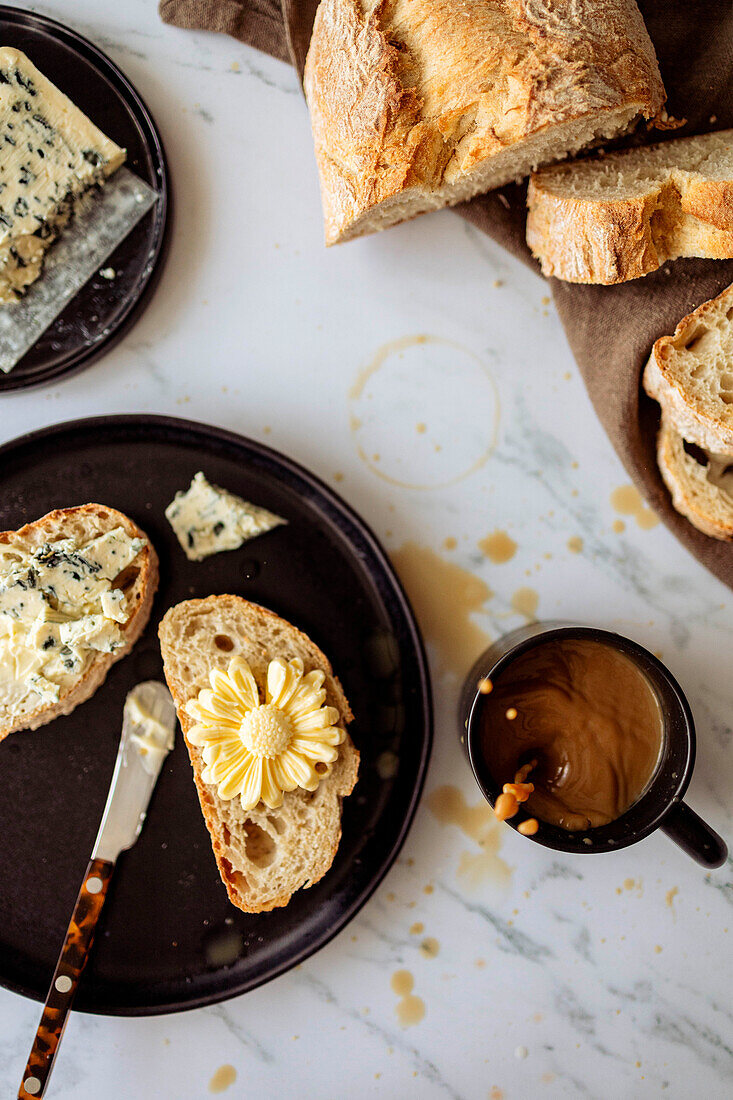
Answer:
1;3;732;1098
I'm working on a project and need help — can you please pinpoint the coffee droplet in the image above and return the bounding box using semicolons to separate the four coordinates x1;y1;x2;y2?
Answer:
391;969;425;1027
610;485;658;530
479;530;517;564
209;1065;237;1093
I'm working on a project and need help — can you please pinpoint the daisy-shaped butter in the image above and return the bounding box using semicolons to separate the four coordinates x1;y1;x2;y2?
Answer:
184;655;345;811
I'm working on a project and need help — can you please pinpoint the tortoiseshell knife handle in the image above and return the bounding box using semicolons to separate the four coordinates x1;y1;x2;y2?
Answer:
19;857;114;1099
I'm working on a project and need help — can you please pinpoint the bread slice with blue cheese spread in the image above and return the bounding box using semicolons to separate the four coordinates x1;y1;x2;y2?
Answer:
0;504;158;741
0;47;126;302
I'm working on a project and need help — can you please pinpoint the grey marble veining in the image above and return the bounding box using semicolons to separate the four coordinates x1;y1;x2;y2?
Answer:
1;2;732;1099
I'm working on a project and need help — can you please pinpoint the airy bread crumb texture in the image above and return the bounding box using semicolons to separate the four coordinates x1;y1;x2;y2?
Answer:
527;130;733;283
656;418;733;540
644;282;733;455
159;596;359;914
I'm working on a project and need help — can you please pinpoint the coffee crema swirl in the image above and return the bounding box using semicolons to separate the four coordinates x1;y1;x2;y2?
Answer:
478;639;664;830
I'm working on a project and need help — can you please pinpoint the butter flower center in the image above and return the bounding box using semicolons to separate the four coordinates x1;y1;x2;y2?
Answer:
240;703;292;758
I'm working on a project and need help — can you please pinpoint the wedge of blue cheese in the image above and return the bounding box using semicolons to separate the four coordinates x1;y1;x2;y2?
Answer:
0;46;126;302
166;472;286;562
0;527;143;709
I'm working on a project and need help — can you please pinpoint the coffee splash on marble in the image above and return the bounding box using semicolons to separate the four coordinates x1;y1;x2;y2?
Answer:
209;1065;237;1093
427;785;512;887
511;586;539;621
479;530;517;564
391;969;426;1027
349;334;499;490
391;543;493;676
611;485;659;530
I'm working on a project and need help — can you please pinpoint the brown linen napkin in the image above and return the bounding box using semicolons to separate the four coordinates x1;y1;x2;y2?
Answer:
160;0;733;589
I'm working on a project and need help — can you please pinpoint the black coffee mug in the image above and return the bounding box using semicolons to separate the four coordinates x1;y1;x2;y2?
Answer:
459;622;727;868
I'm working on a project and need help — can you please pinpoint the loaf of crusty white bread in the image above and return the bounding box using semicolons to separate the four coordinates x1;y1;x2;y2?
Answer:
159;595;359;913
304;0;665;245
0;504;157;741
527;131;733;284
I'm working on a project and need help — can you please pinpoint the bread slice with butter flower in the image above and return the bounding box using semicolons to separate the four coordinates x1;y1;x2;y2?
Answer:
158;595;359;914
0;504;158;741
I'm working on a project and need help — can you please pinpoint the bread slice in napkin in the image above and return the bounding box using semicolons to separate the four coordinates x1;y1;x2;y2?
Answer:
158;596;359;913
304;0;664;245
0;504;158;741
644;282;733;455
656;418;733;540
527;130;733;284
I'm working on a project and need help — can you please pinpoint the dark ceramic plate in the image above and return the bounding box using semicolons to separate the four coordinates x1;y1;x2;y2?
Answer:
0;6;169;392
0;416;432;1015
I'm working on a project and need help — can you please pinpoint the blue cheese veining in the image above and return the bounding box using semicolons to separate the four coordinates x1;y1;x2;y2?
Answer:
165;472;286;561
0;527;144;720
0;47;126;302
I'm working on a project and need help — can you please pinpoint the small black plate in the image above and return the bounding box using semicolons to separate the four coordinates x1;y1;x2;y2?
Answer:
0;416;432;1015
0;6;169;392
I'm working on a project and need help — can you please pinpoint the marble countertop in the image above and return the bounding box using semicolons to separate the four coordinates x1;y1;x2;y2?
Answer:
1;3;731;1098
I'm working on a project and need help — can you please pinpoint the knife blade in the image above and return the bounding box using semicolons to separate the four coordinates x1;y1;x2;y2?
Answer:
92;680;177;862
19;681;176;1100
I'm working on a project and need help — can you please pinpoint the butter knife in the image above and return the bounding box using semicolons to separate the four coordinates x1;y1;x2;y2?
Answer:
18;681;176;1100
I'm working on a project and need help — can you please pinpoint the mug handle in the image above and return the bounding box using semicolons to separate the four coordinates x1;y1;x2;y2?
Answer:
660;801;728;868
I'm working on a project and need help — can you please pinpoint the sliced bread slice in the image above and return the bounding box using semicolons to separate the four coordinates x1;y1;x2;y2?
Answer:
158;595;359;913
644;283;733;455
527;130;733;283
304;0;664;245
656;418;733;540
0;504;158;740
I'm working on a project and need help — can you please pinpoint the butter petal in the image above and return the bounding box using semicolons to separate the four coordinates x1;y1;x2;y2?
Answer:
266;657;303;709
260;758;286;808
228;656;260;709
292;724;345;746
286;682;327;719
277;749;314;790
291;706;340;733
217;756;249;801
209;668;243;705
239;756;264;811
289;737;339;764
